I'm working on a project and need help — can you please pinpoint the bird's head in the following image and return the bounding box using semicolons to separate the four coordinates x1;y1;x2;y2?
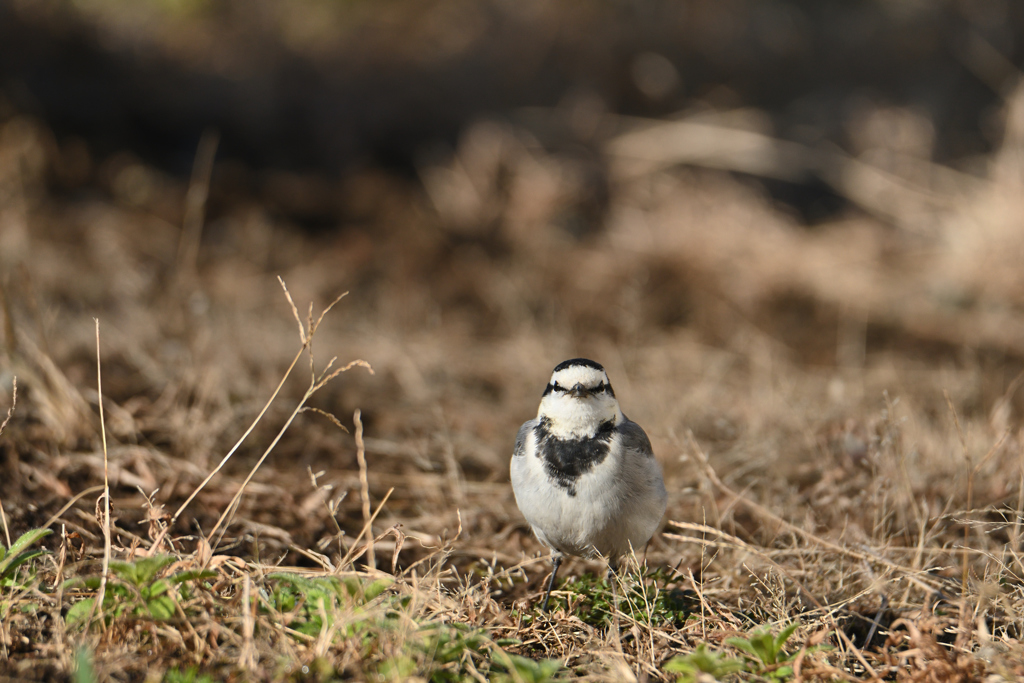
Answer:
537;358;622;438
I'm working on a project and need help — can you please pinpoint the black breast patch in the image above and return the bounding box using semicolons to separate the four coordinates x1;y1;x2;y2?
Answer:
535;417;615;497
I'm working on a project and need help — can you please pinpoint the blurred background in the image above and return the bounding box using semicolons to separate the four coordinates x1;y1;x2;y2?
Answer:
2;0;1024;574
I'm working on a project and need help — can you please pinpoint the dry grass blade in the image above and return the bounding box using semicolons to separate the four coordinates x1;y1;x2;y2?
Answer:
354;408;374;568
314;359;374;392
0;375;14;438
944;389;975;652
279;275;306;345
240;573;257;671
88;319;112;634
0;275;15;358
0;497;7;550
338;488;394;571
387;525;406;574
299;406;350;433
1012;433;1024;577
0;376;15;546
834;627;882;682
177;128;220;278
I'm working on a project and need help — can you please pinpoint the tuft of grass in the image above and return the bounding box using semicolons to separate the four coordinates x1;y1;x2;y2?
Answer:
63;554;216;626
666;622;828;682
164;667;216;683
264;572;392;638
725;622;811;680
264;572;562;682
492;654;563;683
664;644;745;683
538;565;695;628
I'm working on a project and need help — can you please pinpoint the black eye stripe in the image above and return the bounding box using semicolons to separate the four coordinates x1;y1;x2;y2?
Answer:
545;379;614;396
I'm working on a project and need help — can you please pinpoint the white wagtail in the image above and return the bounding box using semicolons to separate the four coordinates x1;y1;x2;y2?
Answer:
511;358;667;611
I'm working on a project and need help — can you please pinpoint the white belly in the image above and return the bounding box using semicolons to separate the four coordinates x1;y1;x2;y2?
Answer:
510;430;665;559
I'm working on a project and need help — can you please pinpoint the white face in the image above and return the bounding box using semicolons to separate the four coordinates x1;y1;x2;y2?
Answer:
537;362;622;438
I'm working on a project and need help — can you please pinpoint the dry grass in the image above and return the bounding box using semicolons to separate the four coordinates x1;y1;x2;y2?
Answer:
1;81;1024;681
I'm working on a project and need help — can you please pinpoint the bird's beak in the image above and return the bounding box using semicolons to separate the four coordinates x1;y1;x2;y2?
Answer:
569;383;587;398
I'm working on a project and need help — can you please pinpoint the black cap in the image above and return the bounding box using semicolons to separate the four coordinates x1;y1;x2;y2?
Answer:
552;358;604;373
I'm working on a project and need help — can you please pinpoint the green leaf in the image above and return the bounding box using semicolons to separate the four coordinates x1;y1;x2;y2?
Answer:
726;635;759;659
377;655;416;680
340;576;361;598
65;598;96;627
501;654;562;683
726;622;802;672
774;664;795;679
168;569;217;584
7;528;52;557
0;528;52;580
665;644;745;681
164;666;216;683
110;555;176;586
364;577;393;601
0;549;45;580
73;646;97;683
146;594;177;620
751;629;778;664
776;621;800;652
145;578;172;600
62;576;104;592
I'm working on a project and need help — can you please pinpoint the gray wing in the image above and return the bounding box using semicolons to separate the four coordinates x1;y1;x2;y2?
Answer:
615;417;654;458
615;416;667;529
512;419;538;458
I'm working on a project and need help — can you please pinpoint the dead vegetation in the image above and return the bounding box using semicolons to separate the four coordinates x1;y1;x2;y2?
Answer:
1;62;1024;683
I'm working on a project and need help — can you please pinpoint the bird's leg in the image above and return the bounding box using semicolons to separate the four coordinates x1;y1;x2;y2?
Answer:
540;554;563;613
607;558;623;643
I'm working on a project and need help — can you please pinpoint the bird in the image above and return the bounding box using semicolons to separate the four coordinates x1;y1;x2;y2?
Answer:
510;358;667;611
